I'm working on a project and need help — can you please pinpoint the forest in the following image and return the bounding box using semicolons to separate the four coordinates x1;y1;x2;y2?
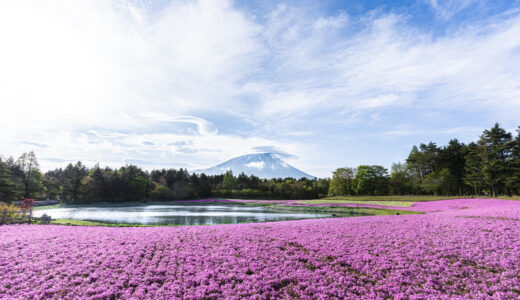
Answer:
0;123;519;203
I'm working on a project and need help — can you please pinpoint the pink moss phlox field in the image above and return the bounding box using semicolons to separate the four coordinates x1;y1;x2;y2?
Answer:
2;199;520;299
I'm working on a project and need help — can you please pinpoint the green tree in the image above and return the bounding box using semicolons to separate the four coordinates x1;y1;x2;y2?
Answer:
277;181;292;198
506;127;520;194
420;142;440;175
464;142;486;195
389;162;414;195
89;167;107;201
329;167;356;196
42;174;60;200
62;162;88;203
17;151;43;198
406;145;427;183
0;159;18;203
316;179;330;197
27;169;45;198
222;170;235;191
130;176;148;201
478;123;514;196
150;185;174;199
422;168;452;195
353;165;389;195
198;173;212;196
438;139;468;195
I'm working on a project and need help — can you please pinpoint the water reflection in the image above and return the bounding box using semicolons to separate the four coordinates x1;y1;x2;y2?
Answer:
34;204;330;225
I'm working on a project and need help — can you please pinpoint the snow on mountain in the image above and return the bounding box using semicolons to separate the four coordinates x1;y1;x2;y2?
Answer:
193;153;315;179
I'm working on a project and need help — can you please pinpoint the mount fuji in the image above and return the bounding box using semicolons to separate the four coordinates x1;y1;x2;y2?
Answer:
194;153;315;179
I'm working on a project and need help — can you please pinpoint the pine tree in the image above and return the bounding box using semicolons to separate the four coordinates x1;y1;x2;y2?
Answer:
464;142;485;195
439;139;468;195
506;127;520;194
478;123;514;196
0;160;19;203
198;173;212;196
62;162;88;204
406;145;427;183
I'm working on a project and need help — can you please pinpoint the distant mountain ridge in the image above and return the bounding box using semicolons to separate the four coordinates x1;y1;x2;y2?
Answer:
193;153;315;179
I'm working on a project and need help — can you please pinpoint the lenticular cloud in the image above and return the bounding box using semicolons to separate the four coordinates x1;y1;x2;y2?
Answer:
1;199;520;298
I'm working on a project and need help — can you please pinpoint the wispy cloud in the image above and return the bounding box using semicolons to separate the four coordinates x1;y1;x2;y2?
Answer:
0;0;519;177
426;0;481;19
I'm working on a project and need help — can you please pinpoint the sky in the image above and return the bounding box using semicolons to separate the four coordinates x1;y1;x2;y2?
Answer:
1;0;520;178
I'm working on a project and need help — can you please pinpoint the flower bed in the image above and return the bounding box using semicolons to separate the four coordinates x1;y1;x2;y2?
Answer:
1;199;520;298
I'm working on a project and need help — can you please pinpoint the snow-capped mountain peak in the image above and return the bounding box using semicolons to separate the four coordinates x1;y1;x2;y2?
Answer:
193;153;315;179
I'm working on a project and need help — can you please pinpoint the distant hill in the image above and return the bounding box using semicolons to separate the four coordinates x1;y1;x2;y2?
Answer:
193;153;315;179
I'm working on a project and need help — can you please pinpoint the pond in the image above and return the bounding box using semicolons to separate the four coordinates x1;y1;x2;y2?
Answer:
34;203;331;225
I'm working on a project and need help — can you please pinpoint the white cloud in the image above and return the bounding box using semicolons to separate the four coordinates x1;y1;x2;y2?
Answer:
140;113;218;135
246;146;295;158
1;1;519;177
426;0;480;19
255;10;520;118
128;3;146;25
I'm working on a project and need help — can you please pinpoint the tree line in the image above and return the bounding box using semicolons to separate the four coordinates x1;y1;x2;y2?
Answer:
1;123;519;203
0;154;329;203
329;123;520;197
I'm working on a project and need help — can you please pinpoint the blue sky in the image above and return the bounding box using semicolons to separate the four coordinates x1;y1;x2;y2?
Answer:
1;0;519;177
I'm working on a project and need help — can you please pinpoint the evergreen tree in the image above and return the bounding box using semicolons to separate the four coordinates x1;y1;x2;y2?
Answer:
0;160;18;203
406;145;427;183
236;172;249;190
42;175;60;200
85;167;106;202
478;123;514;196
506;127;520;194
62;162;88;203
419;142;440;175
464;142;486;195
198;173;212;196
439;139;468;195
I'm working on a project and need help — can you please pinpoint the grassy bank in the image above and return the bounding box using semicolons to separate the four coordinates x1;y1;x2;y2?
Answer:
32;204;62;211
296;199;415;207
43;219;178;227
319;195;473;202
296;196;483;207
271;205;423;216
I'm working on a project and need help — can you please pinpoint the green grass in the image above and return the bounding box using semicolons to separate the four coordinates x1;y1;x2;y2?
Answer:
496;196;520;201
297;195;477;207
42;218;181;227
295;199;415;207
32;204;62;211
39;217;325;227
273;205;423;216
321;195;469;201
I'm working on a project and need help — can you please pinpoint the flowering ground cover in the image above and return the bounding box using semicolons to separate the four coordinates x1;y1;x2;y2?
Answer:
1;198;520;298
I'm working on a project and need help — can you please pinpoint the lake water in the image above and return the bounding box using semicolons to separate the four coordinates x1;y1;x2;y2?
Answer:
34;203;330;225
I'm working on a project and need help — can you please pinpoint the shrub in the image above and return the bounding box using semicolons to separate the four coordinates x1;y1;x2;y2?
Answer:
20;198;34;210
150;185;174;200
